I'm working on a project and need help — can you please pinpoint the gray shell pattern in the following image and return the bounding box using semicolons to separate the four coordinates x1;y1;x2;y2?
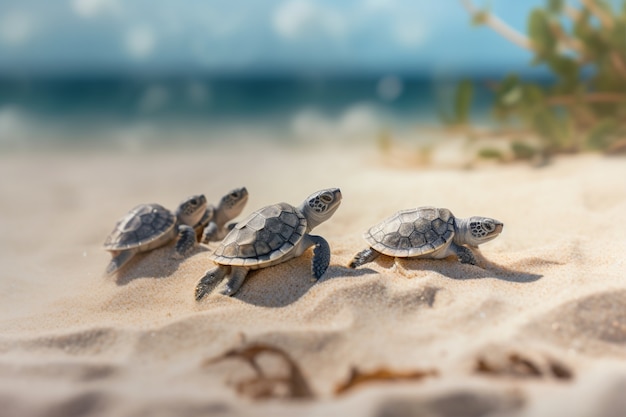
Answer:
104;204;176;250
364;207;455;257
211;202;306;267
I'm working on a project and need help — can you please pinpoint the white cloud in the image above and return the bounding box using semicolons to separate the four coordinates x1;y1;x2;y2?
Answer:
125;26;156;59
273;0;346;40
392;21;428;47
272;0;432;51
362;0;434;48
71;0;121;18
0;11;35;45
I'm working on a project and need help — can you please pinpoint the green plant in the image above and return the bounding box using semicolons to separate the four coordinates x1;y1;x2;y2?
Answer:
453;0;626;158
477;147;504;160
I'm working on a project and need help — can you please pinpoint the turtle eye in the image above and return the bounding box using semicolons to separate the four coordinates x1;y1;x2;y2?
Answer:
320;193;333;204
190;198;198;206
484;221;494;232
230;192;239;198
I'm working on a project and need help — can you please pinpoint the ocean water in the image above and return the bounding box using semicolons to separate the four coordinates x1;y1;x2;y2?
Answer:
0;76;494;149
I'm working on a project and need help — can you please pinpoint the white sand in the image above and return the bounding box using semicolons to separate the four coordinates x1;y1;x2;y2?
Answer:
1;144;626;417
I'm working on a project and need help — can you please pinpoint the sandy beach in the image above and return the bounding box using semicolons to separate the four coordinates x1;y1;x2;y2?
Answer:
1;143;626;417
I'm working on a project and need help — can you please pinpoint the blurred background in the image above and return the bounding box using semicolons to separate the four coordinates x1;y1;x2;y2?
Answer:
0;0;555;150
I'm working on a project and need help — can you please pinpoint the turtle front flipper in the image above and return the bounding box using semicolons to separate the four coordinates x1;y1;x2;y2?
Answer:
175;225;197;257
201;222;218;243
303;234;331;281
449;243;477;265
196;265;229;300
106;249;138;276
348;248;380;269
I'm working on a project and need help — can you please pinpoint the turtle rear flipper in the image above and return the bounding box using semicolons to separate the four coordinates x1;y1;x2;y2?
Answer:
196;265;229;300
349;247;380;269
217;266;249;296
105;249;137;275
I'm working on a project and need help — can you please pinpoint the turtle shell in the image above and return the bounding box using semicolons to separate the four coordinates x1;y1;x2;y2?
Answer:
365;207;455;258
211;202;306;268
104;204;176;250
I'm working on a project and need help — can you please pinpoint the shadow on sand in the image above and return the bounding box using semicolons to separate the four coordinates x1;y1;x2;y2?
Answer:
113;244;211;286
375;251;545;284
209;263;377;308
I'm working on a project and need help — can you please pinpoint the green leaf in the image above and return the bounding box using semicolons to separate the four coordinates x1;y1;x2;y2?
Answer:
595;0;616;18
574;9;608;59
547;0;563;14
511;141;538;159
502;85;523;106
452;0;626;160
528;9;557;59
522;84;546;107
548;56;580;88
496;75;523;107
477;148;503;160
454;80;474;124
610;21;626;49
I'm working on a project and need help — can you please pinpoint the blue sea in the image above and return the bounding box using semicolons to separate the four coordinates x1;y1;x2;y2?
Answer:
0;76;495;149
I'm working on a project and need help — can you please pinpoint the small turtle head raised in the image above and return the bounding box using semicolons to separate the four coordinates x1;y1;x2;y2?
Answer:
176;194;208;226
300;188;342;231
459;216;503;247
218;187;249;219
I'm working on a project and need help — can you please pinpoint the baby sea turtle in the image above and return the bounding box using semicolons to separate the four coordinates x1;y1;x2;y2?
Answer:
195;188;342;300
199;187;249;243
349;207;503;268
104;195;208;275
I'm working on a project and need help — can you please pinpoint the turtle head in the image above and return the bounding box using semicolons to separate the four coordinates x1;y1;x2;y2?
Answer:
217;187;249;221
299;188;342;231
456;216;503;247
176;194;208;226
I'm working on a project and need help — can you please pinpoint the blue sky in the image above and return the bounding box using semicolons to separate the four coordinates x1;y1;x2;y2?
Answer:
0;0;554;76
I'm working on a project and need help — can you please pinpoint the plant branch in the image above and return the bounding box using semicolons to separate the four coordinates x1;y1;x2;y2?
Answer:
548;21;587;59
564;5;582;21
580;0;615;29
460;0;533;50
